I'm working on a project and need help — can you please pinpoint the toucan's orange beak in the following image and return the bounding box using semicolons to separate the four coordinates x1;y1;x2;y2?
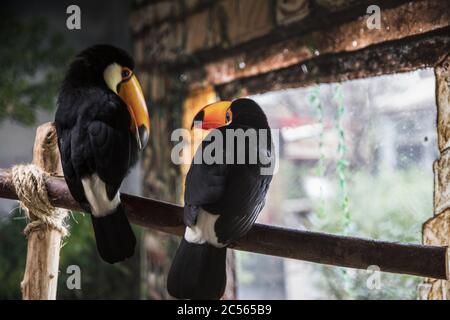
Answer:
192;101;232;130
119;74;150;150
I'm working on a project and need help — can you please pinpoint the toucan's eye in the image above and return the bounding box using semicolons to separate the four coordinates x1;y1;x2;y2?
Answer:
226;111;231;123
122;69;131;79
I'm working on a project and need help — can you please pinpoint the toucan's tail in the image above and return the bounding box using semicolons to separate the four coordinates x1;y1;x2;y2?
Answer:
167;238;227;300
90;203;136;264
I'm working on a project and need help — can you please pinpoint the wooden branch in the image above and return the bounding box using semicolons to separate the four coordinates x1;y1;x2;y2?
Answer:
20;123;65;300
1;168;448;280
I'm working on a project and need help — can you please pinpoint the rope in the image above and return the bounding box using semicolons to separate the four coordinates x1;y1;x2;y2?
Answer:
11;164;69;237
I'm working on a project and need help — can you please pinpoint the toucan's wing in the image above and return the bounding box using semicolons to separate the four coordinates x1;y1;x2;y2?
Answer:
63;94;137;202
57;127;89;209
184;136;227;226
86;121;131;198
213;171;271;244
201;125;273;245
87;100;138;200
183;125;274;245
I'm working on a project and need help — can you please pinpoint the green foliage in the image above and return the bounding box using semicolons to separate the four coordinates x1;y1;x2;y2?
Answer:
316;167;431;242
333;84;351;233
307;84;430;299
0;211;27;299
309;86;326;219
0;13;72;126
0;209;141;299
312;167;430;299
58;213;141;299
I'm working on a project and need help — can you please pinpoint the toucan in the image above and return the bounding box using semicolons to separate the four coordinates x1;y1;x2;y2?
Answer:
55;45;150;264
167;98;274;299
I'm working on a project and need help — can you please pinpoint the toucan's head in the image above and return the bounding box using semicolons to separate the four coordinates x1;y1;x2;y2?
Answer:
66;44;150;149
191;98;269;130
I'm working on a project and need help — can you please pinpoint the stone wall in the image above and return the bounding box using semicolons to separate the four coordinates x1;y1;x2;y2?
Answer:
421;55;450;300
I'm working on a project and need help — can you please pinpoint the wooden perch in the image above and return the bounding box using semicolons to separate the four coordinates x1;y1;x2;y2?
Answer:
18;123;67;300
1;168;448;280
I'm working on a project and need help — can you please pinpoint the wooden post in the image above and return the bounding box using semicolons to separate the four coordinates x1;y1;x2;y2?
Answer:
20;122;65;300
420;54;450;300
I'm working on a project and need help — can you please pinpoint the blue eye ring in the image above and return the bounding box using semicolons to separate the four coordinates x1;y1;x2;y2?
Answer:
225;110;232;123
121;69;131;79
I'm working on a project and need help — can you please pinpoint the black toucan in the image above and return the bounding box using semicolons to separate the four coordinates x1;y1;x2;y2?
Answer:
55;45;150;264
167;98;274;299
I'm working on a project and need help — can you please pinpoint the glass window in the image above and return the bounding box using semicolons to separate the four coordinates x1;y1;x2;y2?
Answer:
237;69;437;299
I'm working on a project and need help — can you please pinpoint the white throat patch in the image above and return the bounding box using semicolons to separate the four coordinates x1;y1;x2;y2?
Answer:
103;63;122;94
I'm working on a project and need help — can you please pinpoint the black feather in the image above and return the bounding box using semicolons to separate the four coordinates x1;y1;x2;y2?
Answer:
167;239;226;300
168;99;274;299
91;204;136;264
184;123;273;245
55;45;139;263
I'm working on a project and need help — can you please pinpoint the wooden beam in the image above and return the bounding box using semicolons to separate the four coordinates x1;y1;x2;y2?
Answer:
0;168;448;280
205;0;450;86
216;28;450;98
136;0;450;86
130;0;216;34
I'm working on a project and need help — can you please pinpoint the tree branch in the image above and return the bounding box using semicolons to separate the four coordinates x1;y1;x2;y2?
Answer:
0;168;448;280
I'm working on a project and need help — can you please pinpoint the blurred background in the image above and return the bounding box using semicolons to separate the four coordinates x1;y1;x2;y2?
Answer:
243;70;437;299
0;0;446;299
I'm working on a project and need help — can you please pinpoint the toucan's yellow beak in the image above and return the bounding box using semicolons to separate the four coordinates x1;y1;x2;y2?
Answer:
119;74;150;150
192;101;232;130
